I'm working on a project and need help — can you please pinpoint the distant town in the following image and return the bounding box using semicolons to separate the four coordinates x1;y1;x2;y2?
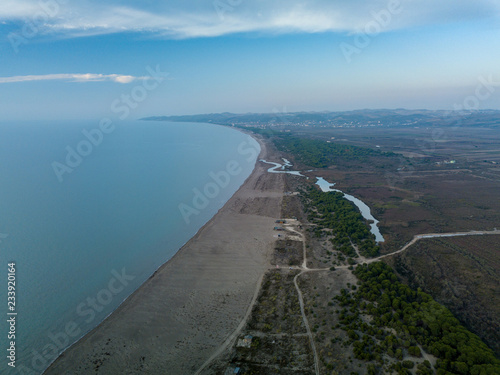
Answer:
143;109;500;130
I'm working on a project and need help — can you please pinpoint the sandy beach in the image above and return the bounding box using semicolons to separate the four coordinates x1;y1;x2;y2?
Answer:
44;135;284;374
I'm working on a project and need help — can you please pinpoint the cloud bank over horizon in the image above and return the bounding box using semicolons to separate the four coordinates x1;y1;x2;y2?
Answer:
0;73;150;84
2;0;499;39
1;0;499;120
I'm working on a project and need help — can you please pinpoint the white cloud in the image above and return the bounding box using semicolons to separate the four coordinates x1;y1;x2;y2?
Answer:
0;0;41;18
0;73;149;84
1;0;499;39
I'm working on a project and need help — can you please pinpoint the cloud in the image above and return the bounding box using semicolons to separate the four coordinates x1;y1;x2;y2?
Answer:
0;73;150;84
1;0;499;39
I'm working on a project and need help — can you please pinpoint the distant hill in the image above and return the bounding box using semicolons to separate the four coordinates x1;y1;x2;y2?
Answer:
141;109;500;128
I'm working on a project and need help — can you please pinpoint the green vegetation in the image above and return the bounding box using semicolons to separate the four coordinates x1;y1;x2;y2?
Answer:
303;188;379;258
333;262;500;374
274;137;395;168
392;235;500;356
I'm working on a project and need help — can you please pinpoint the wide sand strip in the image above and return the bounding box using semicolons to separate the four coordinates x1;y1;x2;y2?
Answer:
45;137;284;374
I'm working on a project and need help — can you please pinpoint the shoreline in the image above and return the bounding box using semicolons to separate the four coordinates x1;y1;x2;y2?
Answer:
37;124;260;373
44;132;285;374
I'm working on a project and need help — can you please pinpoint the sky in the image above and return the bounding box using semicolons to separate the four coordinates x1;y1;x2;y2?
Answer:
0;0;500;121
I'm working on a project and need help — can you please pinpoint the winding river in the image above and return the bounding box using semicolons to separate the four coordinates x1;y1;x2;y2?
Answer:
261;160;385;243
316;177;385;242
260;159;304;176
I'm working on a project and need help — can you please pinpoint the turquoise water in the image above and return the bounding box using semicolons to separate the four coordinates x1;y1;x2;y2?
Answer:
0;120;259;374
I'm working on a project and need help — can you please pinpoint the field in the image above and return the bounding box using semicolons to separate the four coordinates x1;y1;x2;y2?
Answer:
273;126;500;253
272;125;500;357
206;119;500;374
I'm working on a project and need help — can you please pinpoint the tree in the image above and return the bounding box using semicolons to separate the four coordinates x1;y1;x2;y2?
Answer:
408;346;422;357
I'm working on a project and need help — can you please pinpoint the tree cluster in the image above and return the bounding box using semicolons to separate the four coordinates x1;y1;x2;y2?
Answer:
333;262;500;374
304;188;380;258
274;137;393;168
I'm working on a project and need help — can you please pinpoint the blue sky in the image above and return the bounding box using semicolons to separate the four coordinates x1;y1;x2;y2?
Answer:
1;0;499;120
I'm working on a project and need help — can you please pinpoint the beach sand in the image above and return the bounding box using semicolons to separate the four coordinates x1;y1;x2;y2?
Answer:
44;136;284;374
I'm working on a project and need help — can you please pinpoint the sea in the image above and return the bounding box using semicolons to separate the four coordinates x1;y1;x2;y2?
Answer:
0;120;259;374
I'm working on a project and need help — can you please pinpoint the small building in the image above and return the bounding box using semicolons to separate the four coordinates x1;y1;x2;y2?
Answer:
236;335;253;348
224;366;241;375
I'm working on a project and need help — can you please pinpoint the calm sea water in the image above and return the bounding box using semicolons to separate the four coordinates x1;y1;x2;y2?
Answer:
0;120;259;374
